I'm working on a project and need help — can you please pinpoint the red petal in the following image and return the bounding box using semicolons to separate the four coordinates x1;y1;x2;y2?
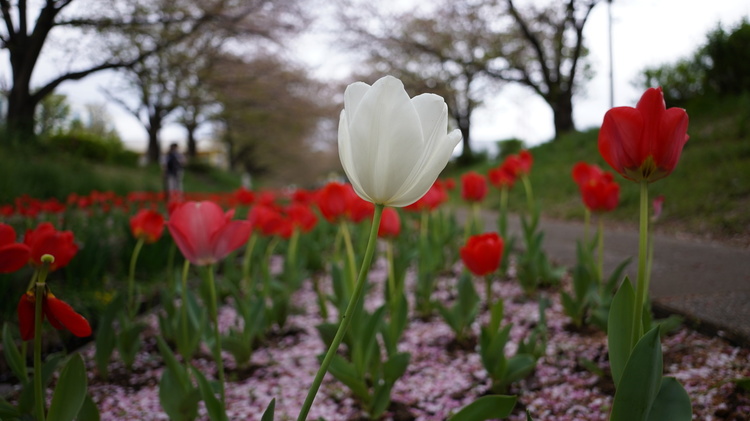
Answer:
598;107;644;179
0;243;30;273
17;293;36;341
211;220;252;262
0;223;17;246
44;296;92;337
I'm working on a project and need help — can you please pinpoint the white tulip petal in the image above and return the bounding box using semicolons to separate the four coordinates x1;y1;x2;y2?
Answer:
391;129;462;206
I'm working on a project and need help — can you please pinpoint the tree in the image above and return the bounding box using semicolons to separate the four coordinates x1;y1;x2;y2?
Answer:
0;0;219;142
104;0;308;164
209;53;339;186
337;0;502;164
484;0;600;139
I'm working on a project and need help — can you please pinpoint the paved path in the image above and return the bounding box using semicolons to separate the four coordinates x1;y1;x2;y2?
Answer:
468;209;750;347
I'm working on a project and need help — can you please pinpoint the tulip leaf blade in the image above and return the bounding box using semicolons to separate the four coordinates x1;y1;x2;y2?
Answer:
608;277;635;387
646;377;692;421
47;353;87;421
610;327;663;421
447;395;517;421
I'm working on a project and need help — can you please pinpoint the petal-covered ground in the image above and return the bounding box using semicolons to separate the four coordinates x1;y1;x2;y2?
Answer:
75;258;750;420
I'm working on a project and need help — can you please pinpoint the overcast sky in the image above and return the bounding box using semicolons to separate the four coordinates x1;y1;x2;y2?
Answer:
37;0;750;153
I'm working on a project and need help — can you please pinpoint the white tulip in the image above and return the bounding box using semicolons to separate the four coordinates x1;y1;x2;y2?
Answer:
338;75;462;207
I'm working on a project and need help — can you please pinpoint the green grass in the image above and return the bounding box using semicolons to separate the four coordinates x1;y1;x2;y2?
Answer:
0;146;242;204
447;93;750;246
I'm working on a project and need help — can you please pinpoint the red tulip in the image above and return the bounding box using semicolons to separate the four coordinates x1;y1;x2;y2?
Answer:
0;223;30;273
286;203;318;233
248;204;284;236
461;171;488;203
460;232;504;276
316;182;350;222
405;181;448;212
598;87;689;183
378;208;401;238
24;223;78;271
571;162;606;187
347;190;375;223
166;201;252;266
129;209;165;243
18;290;92;341
518;150;533;175
580;173;620;213
234;187;255;206
488;164;516;189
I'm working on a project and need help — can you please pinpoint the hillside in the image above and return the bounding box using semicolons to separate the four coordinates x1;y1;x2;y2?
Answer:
450;93;750;247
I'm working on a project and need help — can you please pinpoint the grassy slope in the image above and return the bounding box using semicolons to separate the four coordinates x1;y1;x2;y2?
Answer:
0;147;241;204
448;93;750;246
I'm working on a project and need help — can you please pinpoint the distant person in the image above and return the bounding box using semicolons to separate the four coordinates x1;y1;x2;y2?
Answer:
162;143;186;201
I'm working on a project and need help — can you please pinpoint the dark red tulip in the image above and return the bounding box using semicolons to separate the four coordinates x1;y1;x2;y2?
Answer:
0;223;30;274
24;223;78;271
18;290;92;341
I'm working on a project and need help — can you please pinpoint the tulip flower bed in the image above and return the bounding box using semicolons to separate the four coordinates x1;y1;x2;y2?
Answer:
62;258;749;420
2;78;750;421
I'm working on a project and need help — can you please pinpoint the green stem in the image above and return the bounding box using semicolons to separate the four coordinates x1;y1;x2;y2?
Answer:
206;264;226;405
386;239;397;304
166;242;176;292
499;187;508;238
645;233;654;301
631;181;649;346
180;259;191;358
522;175;535;213
128;238;145;319
241;233;258;294
296;204;384;421
340;221;358;293
597;217;604;283
33;282;46;421
584;208;591;244
33;262;52;421
485;275;492;306
262;238;280;302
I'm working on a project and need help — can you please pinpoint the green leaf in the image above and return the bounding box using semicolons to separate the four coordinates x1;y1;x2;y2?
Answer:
504;354;536;384
77;394;101;421
155;336;191;390
260;399;275;421
191;368;228;421
159;368;199;421
526;409;534;421
646;377;692;421
325;354;370;402
383;352;410;384
610;327;663;421
447;395;517;421
0;395;21;418
2;323;28;383
608;278;635;387
47;354;87;421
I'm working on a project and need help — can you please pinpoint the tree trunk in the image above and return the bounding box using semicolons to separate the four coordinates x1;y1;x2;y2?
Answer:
6;77;40;141
185;124;198;159
456;115;473;166
550;93;576;139
147;115;162;165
